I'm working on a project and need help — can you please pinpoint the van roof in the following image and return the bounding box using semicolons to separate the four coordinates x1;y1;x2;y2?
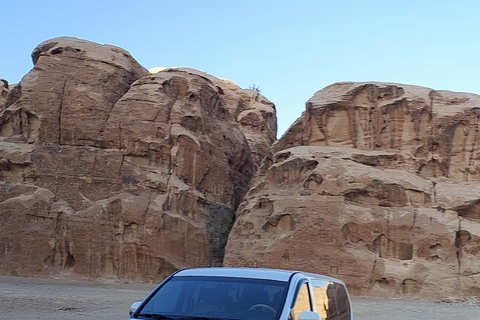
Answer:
174;267;345;284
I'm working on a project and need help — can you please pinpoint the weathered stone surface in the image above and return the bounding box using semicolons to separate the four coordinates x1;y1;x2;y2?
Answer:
0;38;276;281
0;37;149;145
224;82;480;299
275;82;480;182
151;68;277;166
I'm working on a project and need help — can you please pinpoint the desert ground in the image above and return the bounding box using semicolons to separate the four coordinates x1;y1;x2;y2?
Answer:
0;275;479;320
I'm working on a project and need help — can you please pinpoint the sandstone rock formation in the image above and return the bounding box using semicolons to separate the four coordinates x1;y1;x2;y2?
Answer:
0;37;276;281
147;67;277;166
224;82;480;299
4;37;480;301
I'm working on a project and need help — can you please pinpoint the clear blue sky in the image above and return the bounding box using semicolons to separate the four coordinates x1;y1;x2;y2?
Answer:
2;0;480;137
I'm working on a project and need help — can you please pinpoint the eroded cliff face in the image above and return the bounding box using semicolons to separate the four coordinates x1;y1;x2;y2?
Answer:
0;37;276;280
276;82;480;182
224;82;480;299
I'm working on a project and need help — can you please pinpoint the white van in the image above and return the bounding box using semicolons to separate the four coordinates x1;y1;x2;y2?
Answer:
129;267;353;320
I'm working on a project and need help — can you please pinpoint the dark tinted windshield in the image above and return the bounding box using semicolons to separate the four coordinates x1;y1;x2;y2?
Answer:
136;276;288;320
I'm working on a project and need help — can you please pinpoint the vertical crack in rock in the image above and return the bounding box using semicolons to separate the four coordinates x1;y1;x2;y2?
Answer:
46;191;58;224
142;191;152;226
455;219;463;275
428;90;435;121
468;111;480;182
160;79;178;176
432;180;437;205
371;254;378;275
118;122;123;149
368;252;379;291
51;147;63;205
409;208;418;231
162;86;179;213
53;211;62;233
58;79;68;144
455;220;472;276
166;99;176;164
386;209;391;238
118;154;126;178
99;85;128;137
465;114;474;182
91;153;98;174
154;81;178;123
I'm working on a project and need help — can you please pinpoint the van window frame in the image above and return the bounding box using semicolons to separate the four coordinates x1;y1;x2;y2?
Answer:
290;279;314;311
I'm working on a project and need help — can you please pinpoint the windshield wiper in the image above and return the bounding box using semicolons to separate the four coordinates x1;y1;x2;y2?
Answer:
136;314;175;320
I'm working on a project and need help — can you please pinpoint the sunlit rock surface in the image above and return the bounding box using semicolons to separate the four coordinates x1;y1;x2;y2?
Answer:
0;37;276;281
224;82;480;299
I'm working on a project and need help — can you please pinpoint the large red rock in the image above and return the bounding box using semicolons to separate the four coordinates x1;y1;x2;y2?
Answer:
224;82;480;299
0;38;276;281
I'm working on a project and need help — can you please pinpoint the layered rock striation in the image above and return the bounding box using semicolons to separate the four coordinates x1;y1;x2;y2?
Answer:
0;37;276;280
225;82;480;299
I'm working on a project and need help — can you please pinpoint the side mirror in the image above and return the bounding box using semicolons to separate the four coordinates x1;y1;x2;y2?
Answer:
129;301;143;316
298;311;321;320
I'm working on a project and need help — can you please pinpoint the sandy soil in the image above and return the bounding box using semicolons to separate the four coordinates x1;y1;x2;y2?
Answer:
0;275;479;320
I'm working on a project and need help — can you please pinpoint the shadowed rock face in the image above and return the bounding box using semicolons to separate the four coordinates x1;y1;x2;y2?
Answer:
0;79;8;112
0;37;276;281
224;82;480;299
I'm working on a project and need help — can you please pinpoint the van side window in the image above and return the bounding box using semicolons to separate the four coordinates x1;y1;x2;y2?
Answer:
291;283;312;320
311;280;351;320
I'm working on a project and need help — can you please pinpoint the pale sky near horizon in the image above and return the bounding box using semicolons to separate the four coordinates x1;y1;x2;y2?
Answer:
2;0;480;137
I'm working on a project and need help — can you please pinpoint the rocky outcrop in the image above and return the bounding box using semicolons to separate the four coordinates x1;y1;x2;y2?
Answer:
147;67;277;166
1;37;149;145
0;37;276;280
224;82;480;299
275;82;480;182
4;38;480;300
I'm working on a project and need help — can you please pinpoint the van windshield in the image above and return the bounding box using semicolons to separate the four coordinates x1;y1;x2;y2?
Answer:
136;276;288;320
